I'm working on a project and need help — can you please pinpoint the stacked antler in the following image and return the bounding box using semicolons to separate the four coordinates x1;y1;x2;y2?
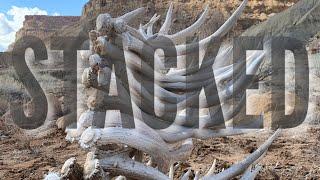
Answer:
47;1;281;179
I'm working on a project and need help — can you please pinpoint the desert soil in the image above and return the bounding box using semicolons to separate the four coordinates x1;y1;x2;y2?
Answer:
0;124;319;179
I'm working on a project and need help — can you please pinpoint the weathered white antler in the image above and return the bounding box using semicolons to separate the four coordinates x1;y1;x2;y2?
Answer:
240;165;262;180
118;7;145;24
203;129;281;179
166;5;209;44
99;155;169;179
75;129;275;180
159;3;173;35
79;126;193;171
141;13;161;37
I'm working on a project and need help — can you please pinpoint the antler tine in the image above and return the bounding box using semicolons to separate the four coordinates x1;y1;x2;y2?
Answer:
169;164;174;179
138;13;161;38
139;24;149;39
166;5;209;44
198;0;248;46
202;129;281;180
148;14;161;36
216;51;265;83
155;51;265;86
119;1;248;58
180;168;192;180
159;3;174;35
118;7;145;24
99;155;169;180
240;165;262;180
206;159;217;176
172;0;248;56
164;46;233;77
141;14;160;28
194;171;200;180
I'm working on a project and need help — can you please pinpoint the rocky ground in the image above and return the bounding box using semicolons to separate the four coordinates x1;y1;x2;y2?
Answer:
1;123;320;179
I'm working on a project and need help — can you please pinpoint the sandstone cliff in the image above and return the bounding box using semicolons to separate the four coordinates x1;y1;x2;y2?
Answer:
8;15;80;51
16;15;80;40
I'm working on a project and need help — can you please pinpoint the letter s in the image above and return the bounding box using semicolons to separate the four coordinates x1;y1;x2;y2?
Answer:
10;36;48;129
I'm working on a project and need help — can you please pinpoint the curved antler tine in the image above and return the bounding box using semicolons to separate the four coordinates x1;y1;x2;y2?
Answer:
240;165;262;180
139;24;149;39
214;53;265;103
213;0;247;37
159;3;174;35
194;171;200;180
118;7;145;24
180;168;192;180
152;14;161;22
138;13;161;38
169;164;174;179
99;155;169;180
200;0;248;45
142;14;160;29
147;14;161;36
172;0;248;56
167;5;209;44
202;129;281;180
206;159;217;176
157;50;264;89
151;13;159;22
216;51;265;84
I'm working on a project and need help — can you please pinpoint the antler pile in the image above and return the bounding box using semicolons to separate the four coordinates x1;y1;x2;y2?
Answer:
46;1;281;179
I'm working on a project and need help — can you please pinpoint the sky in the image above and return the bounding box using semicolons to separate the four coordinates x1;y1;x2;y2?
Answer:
0;0;88;51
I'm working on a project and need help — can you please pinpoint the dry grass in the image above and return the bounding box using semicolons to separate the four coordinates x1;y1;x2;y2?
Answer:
0;67;66;116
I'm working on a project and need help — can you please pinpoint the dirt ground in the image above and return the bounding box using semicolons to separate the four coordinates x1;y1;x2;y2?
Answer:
0;123;319;179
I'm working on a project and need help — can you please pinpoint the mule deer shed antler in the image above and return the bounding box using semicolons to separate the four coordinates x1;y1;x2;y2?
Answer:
45;1;281;179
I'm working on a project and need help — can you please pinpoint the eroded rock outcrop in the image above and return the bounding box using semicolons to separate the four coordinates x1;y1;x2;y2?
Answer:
16;15;81;44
